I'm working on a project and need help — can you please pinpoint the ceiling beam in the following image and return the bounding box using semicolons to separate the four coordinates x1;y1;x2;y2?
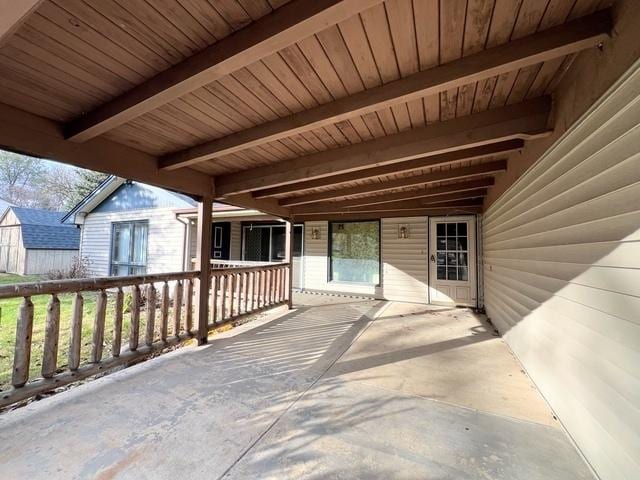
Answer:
215;98;550;197
295;199;484;215
0;0;43;49
286;179;494;208
161;9;610;170
290;190;487;214
0;103;214;197
294;207;484;222
277;160;507;206
254;140;520;199
64;0;383;142
221;193;290;218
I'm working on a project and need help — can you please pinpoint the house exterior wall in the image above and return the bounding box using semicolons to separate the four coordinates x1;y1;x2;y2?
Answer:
483;60;640;480
187;220;243;264
302;218;434;302
24;249;78;275
80;208;186;276
381;217;429;303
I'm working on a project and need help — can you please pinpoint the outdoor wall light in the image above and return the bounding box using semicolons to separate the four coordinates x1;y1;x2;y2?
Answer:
398;225;409;239
311;228;321;240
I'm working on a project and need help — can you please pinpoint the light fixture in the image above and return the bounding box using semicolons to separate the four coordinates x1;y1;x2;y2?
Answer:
398;224;409;239
311;228;320;240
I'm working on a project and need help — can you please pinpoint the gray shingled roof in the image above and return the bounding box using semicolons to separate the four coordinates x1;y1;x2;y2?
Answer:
11;207;80;250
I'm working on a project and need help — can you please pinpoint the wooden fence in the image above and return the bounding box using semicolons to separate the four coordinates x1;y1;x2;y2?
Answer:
0;263;290;408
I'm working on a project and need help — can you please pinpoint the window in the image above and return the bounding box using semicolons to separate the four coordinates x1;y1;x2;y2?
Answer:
110;221;148;276
435;222;468;281
330;221;379;284
242;224;303;262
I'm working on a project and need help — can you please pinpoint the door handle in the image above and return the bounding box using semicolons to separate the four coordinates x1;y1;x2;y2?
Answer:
430;254;435;263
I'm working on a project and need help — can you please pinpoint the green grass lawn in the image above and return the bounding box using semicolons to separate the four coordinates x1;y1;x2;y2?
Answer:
0;274;170;390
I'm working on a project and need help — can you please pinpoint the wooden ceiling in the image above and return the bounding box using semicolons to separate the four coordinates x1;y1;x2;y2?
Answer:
0;0;613;219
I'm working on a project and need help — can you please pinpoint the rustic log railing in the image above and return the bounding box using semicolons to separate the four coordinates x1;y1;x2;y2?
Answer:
208;263;290;328
0;263;290;409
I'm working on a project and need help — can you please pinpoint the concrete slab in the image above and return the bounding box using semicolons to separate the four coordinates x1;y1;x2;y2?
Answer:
0;293;593;480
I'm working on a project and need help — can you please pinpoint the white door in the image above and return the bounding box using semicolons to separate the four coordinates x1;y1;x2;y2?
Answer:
429;216;477;307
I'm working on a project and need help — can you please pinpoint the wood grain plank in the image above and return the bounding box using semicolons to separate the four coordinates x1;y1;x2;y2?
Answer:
66;0;384;141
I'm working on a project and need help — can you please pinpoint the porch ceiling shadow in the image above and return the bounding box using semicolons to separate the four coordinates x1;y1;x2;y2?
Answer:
0;2;613;217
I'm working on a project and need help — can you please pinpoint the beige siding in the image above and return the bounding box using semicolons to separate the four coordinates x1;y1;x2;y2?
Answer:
381;217;429;303
24;249;77;275
483;61;640;480
230;221;241;260
80;208;186;276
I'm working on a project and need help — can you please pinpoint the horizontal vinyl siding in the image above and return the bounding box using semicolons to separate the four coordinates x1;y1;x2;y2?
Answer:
483;62;640;480
80;208;186;277
302;220;378;296
381;217;428;303
24;249;77;275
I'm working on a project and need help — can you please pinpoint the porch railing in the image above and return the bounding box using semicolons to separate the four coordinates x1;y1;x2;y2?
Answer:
209;263;289;325
0;263;290;408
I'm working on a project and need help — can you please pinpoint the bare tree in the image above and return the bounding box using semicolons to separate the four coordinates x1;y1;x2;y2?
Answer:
0;151;45;206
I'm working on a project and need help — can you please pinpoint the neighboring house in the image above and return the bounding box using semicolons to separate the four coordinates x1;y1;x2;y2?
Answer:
0;206;80;275
67;176;307;285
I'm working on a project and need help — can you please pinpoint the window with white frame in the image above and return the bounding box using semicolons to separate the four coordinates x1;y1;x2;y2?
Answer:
110;221;148;276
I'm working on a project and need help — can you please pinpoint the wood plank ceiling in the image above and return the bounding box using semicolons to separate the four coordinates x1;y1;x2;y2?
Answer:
0;0;614;219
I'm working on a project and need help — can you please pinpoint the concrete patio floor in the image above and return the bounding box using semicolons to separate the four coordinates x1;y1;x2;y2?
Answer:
0;293;594;479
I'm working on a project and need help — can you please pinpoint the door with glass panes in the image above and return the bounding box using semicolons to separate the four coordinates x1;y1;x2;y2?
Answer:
428;217;477;307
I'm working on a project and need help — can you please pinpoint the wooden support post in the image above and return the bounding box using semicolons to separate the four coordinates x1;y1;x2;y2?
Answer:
113;288;123;357
195;196;212;344
91;289;107;363
145;283;156;346
42;294;60;378
69;292;83;371
12;296;34;387
285;220;295;308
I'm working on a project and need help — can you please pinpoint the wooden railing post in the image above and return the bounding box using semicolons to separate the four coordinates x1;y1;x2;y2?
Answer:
90;289;107;363
12;296;34;387
130;284;141;351
42;294;60;378
69;292;83;371
195;195;212;344
161;281;169;342
145;283;156;346
210;274;218;325
221;275;227;320
185;278;193;334
229;273;236;317
113;288;123;357
173;279;183;336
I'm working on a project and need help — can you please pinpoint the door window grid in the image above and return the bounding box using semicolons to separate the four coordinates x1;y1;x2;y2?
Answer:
436;222;468;281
